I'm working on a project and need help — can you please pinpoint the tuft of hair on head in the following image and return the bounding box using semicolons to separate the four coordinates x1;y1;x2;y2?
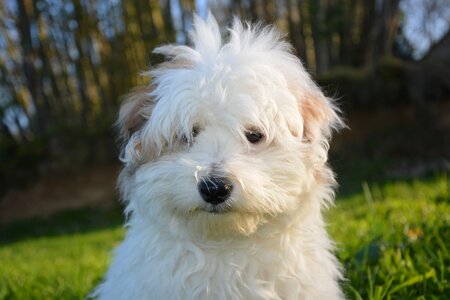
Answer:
190;13;222;59
151;12;222;67
151;12;290;70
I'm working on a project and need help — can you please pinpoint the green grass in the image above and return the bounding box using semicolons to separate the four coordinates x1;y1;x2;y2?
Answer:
0;229;123;299
0;209;125;299
0;172;449;299
330;173;449;299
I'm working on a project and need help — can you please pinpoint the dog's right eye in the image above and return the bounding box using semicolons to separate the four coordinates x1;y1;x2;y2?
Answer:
181;127;199;144
245;130;264;144
192;127;199;138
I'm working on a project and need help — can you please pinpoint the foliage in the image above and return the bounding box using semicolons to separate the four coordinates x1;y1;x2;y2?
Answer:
0;137;46;193
318;57;410;109
0;171;448;299
0;0;405;143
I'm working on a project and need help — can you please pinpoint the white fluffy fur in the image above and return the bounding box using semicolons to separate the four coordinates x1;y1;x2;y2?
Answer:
94;14;345;300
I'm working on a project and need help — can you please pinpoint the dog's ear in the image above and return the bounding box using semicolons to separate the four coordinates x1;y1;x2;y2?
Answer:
300;90;341;144
290;84;343;144
118;85;155;141
117;85;156;164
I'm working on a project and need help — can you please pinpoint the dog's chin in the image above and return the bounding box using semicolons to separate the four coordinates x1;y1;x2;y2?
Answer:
177;202;266;239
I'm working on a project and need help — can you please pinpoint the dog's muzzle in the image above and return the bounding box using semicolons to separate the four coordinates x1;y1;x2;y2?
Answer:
197;176;233;205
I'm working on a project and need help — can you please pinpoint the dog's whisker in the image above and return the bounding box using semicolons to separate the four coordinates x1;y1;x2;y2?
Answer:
194;165;203;182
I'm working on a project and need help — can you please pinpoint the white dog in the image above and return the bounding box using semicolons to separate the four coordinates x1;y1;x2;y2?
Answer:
95;14;344;300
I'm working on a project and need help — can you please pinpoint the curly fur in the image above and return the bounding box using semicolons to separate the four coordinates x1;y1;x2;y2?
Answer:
94;14;345;300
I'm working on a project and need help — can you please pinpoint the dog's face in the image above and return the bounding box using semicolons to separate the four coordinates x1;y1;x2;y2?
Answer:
118;16;342;238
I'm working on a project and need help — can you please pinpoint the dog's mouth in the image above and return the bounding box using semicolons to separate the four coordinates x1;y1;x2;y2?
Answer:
185;198;236;215
200;202;233;215
208;206;231;214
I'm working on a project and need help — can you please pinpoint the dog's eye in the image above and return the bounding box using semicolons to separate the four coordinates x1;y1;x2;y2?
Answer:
182;127;199;144
245;130;264;144
192;127;199;138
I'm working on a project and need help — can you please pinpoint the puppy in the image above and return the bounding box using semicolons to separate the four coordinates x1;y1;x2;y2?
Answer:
95;14;344;300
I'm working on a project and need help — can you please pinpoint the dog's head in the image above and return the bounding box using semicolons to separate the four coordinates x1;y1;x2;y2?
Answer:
118;15;343;238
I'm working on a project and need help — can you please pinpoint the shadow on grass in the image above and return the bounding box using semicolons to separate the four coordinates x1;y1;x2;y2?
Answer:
0;205;125;246
330;155;449;199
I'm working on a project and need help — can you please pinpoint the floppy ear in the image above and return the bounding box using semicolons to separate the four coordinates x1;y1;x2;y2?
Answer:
117;85;155;141
300;89;342;144
117;85;155;163
289;83;343;145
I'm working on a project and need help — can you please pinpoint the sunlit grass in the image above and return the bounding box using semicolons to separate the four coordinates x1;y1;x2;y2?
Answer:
0;209;125;299
330;173;449;299
0;229;123;299
0;173;448;299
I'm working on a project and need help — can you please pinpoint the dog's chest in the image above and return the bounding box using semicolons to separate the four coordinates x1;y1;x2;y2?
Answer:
146;237;301;300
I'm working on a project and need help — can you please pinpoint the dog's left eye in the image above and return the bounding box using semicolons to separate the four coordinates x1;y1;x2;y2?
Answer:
245;130;264;144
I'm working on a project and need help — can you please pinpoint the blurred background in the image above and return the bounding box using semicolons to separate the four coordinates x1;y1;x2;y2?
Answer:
0;0;449;299
1;0;449;215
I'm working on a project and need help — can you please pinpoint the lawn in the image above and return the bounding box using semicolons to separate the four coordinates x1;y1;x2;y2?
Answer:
0;170;448;299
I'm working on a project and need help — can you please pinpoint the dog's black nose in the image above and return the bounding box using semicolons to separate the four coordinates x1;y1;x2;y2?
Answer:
198;177;233;205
